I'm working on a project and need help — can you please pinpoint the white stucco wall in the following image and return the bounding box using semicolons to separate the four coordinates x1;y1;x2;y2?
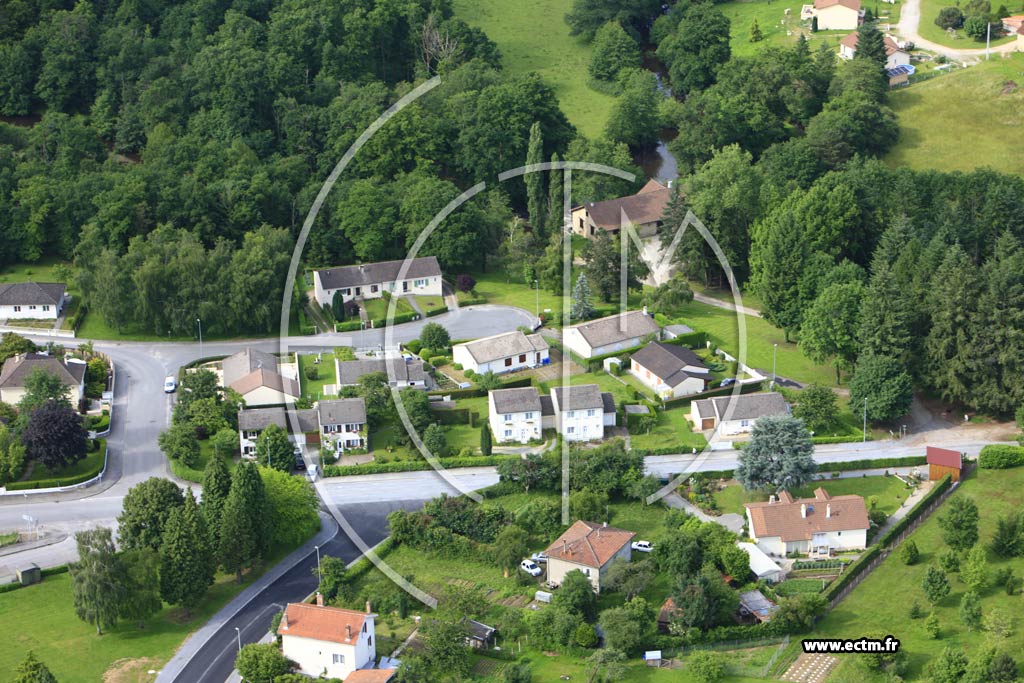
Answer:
281;623;375;680
314;275;442;308
0;302;61;319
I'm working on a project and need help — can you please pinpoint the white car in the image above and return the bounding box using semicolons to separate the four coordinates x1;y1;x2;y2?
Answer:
530;552;548;564
520;559;543;577
163;376;177;393
631;540;654;553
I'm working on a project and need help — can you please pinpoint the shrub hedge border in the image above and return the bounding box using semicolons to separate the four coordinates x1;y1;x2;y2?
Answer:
321;455;517;477
875;473;952;549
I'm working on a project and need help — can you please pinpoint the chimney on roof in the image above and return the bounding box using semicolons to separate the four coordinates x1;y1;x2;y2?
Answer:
346;624;352;640
800;504;807;518
316;592;324;607
563;540;568;555
366;600;372;614
826;503;831;519
281;612;289;630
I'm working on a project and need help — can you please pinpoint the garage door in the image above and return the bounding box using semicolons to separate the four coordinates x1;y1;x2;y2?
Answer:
702;418;715;430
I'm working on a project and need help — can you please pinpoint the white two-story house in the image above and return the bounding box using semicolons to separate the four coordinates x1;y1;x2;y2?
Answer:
544;521;635;593
551;384;616;442
318;398;368;453
745;489;869;558
278;596;378;680
453;331;549;375
312;257;443;309
488;387;544;444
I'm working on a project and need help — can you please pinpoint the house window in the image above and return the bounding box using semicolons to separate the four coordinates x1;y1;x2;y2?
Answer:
578;218;584;229
504;414;512;421
28;305;36;310
567;411;575;418
42;305;50;312
371;284;379;293
504;429;512;437
504;357;512;367
342;288;351;296
246;431;259;439
586;409;595;417
567;426;575;434
524;412;533;420
332;654;345;664
518;354;526;363
740;420;750;427
12;306;20;312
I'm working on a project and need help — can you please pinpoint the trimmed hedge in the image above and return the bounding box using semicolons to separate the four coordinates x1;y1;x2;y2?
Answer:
369;311;419;328
979;444;1024;469
457;296;488;307
876;474;953;548
321;455;517;477
424;307;448;318
644;456;928;483
662;331;709;349
344;538;395;584
336;320;363;332
822;545;881;602
428;376;533;399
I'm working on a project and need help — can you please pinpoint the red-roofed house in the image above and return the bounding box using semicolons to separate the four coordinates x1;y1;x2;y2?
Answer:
1002;14;1024;33
745;488;869;557
278;596;377;680
345;670;397;683
926;446;963;482
545;520;636;592
570;179;671;240
807;0;863;30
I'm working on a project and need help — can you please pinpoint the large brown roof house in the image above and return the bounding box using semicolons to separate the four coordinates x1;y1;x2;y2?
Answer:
221;348;300;407
0;353;86;405
312;256;443;309
570;179;671;240
745;488;869;558
277;597;378;680
544;520;636;592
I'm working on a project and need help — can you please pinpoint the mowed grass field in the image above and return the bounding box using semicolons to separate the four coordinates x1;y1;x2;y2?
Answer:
886;55;1024;176
917;0;1016;47
814;467;1024;681
713;474;914;517
452;0;616;138
717;0;855;58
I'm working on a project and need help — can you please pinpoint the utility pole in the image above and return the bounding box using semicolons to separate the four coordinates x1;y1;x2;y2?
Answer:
234;627;242;652
315;544;322;586
986;21;991;60
534;279;539;321
772;343;778;386
862;397;868;442
196;318;203;359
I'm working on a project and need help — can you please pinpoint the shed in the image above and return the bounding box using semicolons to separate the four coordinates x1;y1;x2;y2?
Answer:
16;563;41;586
738;589;778;622
737;542;783;583
465;620;496;649
926;446;963;482
602;357;622;373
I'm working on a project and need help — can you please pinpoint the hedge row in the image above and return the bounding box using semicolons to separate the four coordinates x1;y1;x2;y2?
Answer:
0;565;70;595
424;307;448;318
644;456;928;484
457;296;488;307
822;545;881;603
369;311;419;328
428;376;533;399
661;331;709;349
321;455;517;477
876;474;953;548
344;538;395;584
7;445;107;491
978;444;1024;469
663;380;766;409
336;320;362;332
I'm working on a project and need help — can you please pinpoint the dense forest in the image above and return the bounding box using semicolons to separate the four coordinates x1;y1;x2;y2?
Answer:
0;0;642;336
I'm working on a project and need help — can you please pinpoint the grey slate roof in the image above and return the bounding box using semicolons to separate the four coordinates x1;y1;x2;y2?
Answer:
490;387;542;415
0;282;66;306
551;384;605;412
337;358;426;386
238;407;288;432
316;256;442;290
222;348;280;386
601;392;616;416
455;331;548;365
539;394;555;417
568;310;660;349
0;353;85;389
663;323;694;338
318;398;367;425
630;342;708;388
698;392;790;422
294;408;320;433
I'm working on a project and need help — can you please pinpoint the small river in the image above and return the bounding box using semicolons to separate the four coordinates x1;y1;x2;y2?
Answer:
632;53;680;183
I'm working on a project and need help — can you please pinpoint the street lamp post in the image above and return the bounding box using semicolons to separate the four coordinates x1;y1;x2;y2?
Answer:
862;397;868;443
772;343;778;386
234;627;242;653
315;544;322;586
196;318;203;359
533;279;539;321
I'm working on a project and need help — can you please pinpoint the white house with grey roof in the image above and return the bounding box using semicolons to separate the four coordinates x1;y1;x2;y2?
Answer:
689;392;790;436
336;358;428;389
563;310;660;359
312;257;443;309
453;331;549;375
0;282;67;320
629;342;709;399
488;387;545;444
551;384;616;441
318;398;368;453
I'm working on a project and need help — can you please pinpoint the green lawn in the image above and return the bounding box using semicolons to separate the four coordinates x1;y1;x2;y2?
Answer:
886;54;1024;177
536;369;650;406
361;296;414;321
298;352;337;401
774;577;828;596
916;0;1016;47
0;535;307;683
452;0;616;138
718;0;854;58
0;258;73;287
713;474;913;516
672;300;838;386
21;440;106;482
169;442;238;483
414;295;447;314
629;405;707;452
812;467;1024;681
